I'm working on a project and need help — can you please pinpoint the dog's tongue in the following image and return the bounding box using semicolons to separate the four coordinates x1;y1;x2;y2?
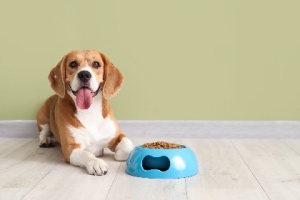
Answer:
76;88;93;110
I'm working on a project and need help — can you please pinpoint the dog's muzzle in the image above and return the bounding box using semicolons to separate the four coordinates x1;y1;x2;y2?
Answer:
68;70;102;110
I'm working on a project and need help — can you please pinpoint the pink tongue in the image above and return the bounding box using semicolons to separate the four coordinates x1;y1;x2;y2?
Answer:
76;88;93;109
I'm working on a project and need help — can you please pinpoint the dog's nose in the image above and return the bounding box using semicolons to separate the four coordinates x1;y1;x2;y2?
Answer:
78;71;91;83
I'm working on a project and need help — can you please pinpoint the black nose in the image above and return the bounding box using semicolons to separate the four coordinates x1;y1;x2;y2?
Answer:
78;71;91;83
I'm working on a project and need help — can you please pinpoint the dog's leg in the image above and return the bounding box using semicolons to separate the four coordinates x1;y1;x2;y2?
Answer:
36;99;55;148
70;149;108;176
114;137;134;161
109;134;134;161
38;124;54;148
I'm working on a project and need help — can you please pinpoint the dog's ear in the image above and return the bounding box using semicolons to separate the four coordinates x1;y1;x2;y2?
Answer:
48;56;66;98
100;53;124;100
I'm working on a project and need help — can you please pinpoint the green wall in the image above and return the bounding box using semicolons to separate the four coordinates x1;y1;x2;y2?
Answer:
1;0;300;120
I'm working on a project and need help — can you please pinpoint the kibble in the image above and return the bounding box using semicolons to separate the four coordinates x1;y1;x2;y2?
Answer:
142;141;183;149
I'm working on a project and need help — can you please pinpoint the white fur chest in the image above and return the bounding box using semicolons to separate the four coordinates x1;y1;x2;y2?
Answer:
68;93;117;156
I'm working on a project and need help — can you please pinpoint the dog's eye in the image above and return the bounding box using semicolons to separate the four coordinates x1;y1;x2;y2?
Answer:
69;61;78;68
93;61;100;69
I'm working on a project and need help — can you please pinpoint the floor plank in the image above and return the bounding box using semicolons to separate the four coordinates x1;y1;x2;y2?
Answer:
0;141;63;188
282;139;300;155
0;138;35;159
0;188;31;200
23;150;122;200
0;139;63;199
106;163;187;200
185;139;269;200
0;139;44;170
232;139;300;200
232;139;299;157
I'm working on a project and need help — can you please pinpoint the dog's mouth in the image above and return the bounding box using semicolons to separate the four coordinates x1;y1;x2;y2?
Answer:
69;83;101;110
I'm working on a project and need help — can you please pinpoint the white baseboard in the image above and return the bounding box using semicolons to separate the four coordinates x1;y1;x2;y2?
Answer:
1;120;300;139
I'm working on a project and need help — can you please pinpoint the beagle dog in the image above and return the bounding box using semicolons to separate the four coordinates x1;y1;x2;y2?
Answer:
36;50;134;175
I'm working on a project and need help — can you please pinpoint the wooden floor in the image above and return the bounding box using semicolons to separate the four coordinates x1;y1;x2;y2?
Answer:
1;138;300;200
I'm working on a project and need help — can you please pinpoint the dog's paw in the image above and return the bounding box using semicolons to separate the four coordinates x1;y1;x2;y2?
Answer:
114;149;131;161
39;142;55;148
114;138;134;161
39;136;54;148
86;159;108;176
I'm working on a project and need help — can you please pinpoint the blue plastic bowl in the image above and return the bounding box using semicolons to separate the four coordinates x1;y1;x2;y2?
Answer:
126;145;198;179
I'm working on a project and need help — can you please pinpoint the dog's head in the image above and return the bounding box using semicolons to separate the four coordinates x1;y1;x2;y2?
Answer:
48;50;123;109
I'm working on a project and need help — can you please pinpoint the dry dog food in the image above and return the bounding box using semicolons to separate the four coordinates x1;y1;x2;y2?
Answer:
142;141;183;149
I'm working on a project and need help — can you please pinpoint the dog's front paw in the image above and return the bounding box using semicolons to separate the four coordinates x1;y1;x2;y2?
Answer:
115;149;132;161
114;137;134;161
86;159;108;176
